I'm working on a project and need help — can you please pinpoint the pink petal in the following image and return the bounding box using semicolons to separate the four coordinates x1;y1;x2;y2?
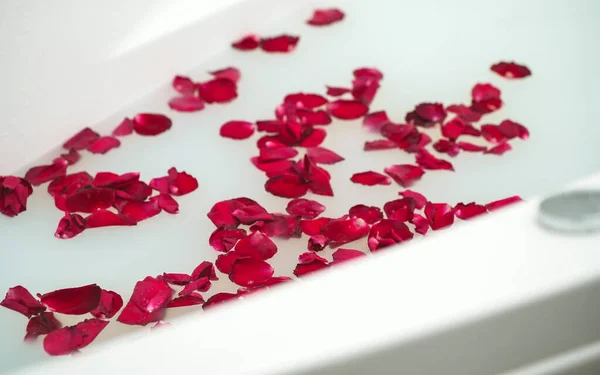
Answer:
415;149;454;171
90;290;123;319
293;252;329;277
260;35;299;53
64;187;116;213
472;83;501;102
229;258;274;287
0;176;34;217
167;293;205;308
172;75;196;96
326;86;351;96
368;219;414;251
25;159;68;186
486;195;523;211
38;284;101;315
117;276;172;326
85;210;137;228
348;204;383;224
383;198;416;222
415;103;447;123
331;248;365;264
327;99;369;120
220;120;255;140
43;319;109;356
25;312;62;341
202;292;241;310
234;231;278;260
306;8;345;26
384;164;425;187
59;149;81;165
54;213;86;239
306;147;344;164
411;213;429;235
446;104;482;122
121;200;161;222
155;193;179;214
63;128;100;151
198;78;238;103
363;111;390;132
87;136;121;154
210;67;241;83
321;216;370;247
458;141;487;152
350;171;391;186
179;277;211;296
364;139;397;151
286;198;326;219
162;273;192;286
168;96;205;112
265;174;309;198
424;203;455;230
485;142;512;155
398;190;427;209
112;118;134;136
0;286;46;318
491;61;532;79
133;113;172;136
307;235;329;251
215;251;245;274
498;120;529;140
300;217;331;236
231;34;260;51
209;228;246;252
191;261;218;281
454;202;487;220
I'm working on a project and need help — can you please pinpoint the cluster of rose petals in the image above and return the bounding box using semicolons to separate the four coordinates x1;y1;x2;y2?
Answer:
232;34;300;53
169;68;240;112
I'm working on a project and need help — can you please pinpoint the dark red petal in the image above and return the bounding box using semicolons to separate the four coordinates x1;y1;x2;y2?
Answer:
446;104;482;122
481;124;506;143
172;75;195;96
207;198;258;228
257;214;301;238
43;319;109;356
326;86;351;96
398;190;427;209
92;171;139;188
65;187;116;213
331;248;365;264
491;61;532;79
411;213;429;235
384;164;425;187
327;100;369;120
38;284;101;315
229;258;274;287
154;194;179;214
0;286;45;318
167;293;205;308
25;312;61;341
166;167;198;196
306;8;345;26
258;146;298;162
293;252;329;277
265;174;309;198
380;123;417;145
121;200;161;222
299;217;331;236
191;261;218;281
232;204;273;225
234;231;278;260
498;120;529;140
433;139;460;157
256;119;284;133
25;160;68;186
168;96;205;112
85;210;137;228
299;127;327;147
215;252;245;274
202;292;241;310
350;171;391;186
87;136;121;154
117;276;172;326
133;113;172;136
210;67;241;83
472;83;501;102
424;203;455;230
364;139;397;151
458;141;487;152
363;111;390;132
220;120;255;140
486;196;523;211
321;216;370;247
260;34;299;53
353;67;384;80
307;235;329;251
352;79;380;105
231;34;260;50
63;128;100;151
162;273;192;286
454;202;487;220
112;118;134;137
179;277;211;296
441;118;468;141
306;147;344;164
485;142;512;155
348;204;383;224
209;228;246;252
90;290;123;319
198;78;238;104
284;93;328;109
54;213;86;239
470;98;503;114
415;103;446;122
58;149;81;165
368;219;414;251
415;149;454;171
286;198;326;219
383;198;415;222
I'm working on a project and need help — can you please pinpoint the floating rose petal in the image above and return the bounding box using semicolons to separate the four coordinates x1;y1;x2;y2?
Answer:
210;66;241;83
454;202;487;220
38;284;101;315
284;93;328;109
59;149;81;165
471;97;503;114
331;248;365;264
442;118;469;141
209;228;246;252
348;204;383;224
168;293;205;308
321;216;370;247
0;176;34;217
232;204;273;225
326;86;351;96
172;75;195;96
383;198;415;222
446;104;482;122
162;273;192;286
207;197;258;228
258;146;298;162
231;34;260;50
416;103;446;123
234;231;278;260
155;194;179;214
307;8;345;26
54;213;86;239
411;214;429;235
63;128;100;151
179;277;211;296
121;200;161;222
168;96;205;112
64;187;115;213
398;190;427;209
498;120;529;140
352;78;380;105
191;261;218;281
368;219;414;251
286;198;326;219
424;203;455;230
87;136;121;154
327;99;369;120
380;123;420;149
215;252;245;274
306;147;344;164
350;171;391;186
0;286;45;318
363;111;391;132
257;214;302;238
25;159;68;186
416;149;454;171
202;292;241;310
256;119;284;133
265;175;309;198
150;167;198;196
117;276;172;326
90;290;123;319
433;139;460;157
112;118;134;137
481;124;506;143
354;67;384;81
486;195;523;211
198;78;238;104
491;61;532;79
485;142;512;155
25;312;61;341
220;120;255;140
458;142;487;152
229;258;274;287
472;83;501;102
364;139;397;151
260;35;299;53
133;113;172;136
85;210;137;228
305;234;327;251
293;252;329;277
299;217;331;236
384;164;425;187
43;319;108;356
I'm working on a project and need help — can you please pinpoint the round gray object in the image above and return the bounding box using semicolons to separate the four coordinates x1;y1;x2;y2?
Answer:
538;190;600;233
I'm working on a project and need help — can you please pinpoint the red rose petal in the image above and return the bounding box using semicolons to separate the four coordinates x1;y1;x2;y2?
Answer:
306;147;344;164
299;127;327;148
0;176;34;217
25;312;61;341
220;120;255;140
229;258;274;287
498;120;529;140
117;276;172;326
0;286;45;318
299;217;331;236
364;139;397;151
348;204;383;224
198;78;238;104
215;252;245;274
327;99;369;120
256;119;284;133
424;203;455;230
481;124;506;143
43;319;109;356
38;284;101;315
172;75;195;96
383;198;416;222
265;174;309;198
471;97;503;114
210;67;241;83
133;113;172;136
209;228;246;252
150;167;198;196
85;210;137;228
415;103;447;123
350;171;391;186
398;190;427;209
326;86;351;97
90;290;123;319
202;292;241;310
363;111;391;132
207;198;258;228
232;204;273;225
257;214;302;239
168;95;205;112
454;202;487;220
411;213;429;235
286;198;326;219
25;159;68;186
472;83;501;102
352;79;380;105
167;293;205;308
442;118;469;141
321;216;370;247
258;146;298;161
368;219;414;251
331;248;365;264
191;261;218;281
380;123;418;147
307;8;345;26
384;164;425;187
284;93;328;109
491;61;532;79
433;139;460;157
121;200;161;222
232;34;260;50
112;118;134;136
485;195;523;211
63;128;100;151
485;142;512;155
155;193;179;214
92;171;139;189
87;136;121;154
415;149;454;171
59;149;81;165
307;235;329;251
354;67;384;81
64;187;116;213
162;273;192;286
234;231;278;260
293;252;329;277
260;35;299;53
458;141;487;152
54;213;86;239
179;277;211;296
446;104;482;122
